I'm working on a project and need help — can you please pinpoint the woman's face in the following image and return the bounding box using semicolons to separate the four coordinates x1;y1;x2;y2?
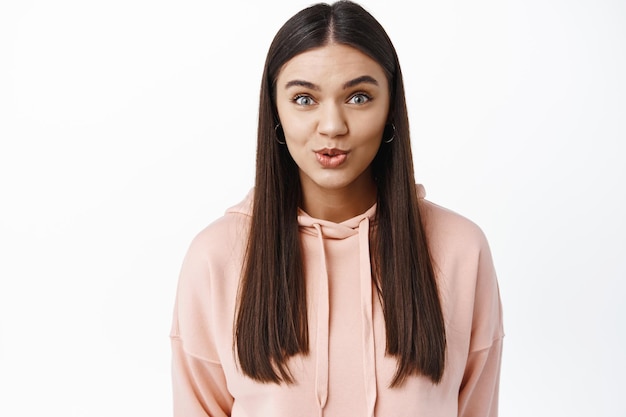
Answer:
275;43;390;199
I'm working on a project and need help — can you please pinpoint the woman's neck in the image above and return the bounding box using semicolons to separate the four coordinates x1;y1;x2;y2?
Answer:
299;173;377;223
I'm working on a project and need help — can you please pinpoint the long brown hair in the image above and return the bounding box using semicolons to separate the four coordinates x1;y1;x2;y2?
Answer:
235;0;446;387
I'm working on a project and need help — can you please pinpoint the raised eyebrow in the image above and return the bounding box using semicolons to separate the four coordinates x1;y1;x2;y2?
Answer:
284;80;320;91
342;75;379;89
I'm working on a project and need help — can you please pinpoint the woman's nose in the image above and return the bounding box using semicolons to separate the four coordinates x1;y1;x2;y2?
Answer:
317;103;348;138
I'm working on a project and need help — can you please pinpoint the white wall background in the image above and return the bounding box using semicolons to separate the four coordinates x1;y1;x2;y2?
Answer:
1;0;624;415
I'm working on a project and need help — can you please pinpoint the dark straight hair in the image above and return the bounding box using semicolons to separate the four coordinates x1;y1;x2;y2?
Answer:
235;0;446;387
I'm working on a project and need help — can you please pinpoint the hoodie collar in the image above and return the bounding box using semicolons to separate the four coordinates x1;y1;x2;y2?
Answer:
297;203;377;239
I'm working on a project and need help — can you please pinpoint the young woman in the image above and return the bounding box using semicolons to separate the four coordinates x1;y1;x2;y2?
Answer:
170;1;504;416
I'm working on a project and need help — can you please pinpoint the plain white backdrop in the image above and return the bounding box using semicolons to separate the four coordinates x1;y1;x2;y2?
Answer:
1;0;624;415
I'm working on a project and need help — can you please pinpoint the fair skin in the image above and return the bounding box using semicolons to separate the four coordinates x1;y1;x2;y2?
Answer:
275;43;390;223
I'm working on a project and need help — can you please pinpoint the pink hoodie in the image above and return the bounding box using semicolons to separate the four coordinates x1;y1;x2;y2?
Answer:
170;184;504;417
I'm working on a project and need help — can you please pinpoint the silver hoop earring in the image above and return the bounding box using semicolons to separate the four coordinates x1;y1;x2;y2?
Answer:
384;123;396;143
274;123;286;145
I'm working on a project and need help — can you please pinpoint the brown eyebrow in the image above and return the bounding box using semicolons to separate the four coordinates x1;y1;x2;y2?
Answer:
283;75;379;91
342;75;379;89
284;80;320;90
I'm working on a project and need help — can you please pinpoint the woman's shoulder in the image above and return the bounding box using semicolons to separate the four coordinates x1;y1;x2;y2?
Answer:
185;190;254;260
416;185;491;257
421;197;486;240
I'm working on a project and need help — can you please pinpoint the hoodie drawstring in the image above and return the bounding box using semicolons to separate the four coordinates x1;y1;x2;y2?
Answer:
359;218;377;417
311;217;377;417
313;223;329;415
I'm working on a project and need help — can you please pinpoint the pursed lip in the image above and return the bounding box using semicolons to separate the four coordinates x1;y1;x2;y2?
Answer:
314;148;349;168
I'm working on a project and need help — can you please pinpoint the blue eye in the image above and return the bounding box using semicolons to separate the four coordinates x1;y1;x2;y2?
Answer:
349;93;371;105
294;95;315;106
